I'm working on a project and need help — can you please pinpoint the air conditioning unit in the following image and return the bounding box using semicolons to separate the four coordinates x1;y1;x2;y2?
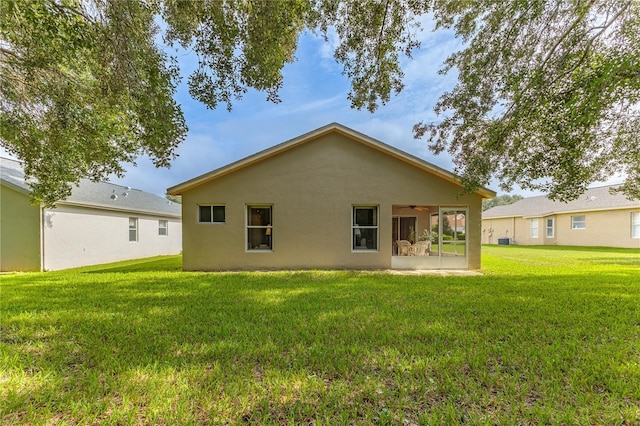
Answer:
497;237;512;245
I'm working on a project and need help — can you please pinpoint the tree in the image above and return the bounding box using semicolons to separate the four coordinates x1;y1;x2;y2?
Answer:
1;0;187;206
165;193;181;204
413;0;640;201
162;0;315;111
2;0;639;205
482;194;524;212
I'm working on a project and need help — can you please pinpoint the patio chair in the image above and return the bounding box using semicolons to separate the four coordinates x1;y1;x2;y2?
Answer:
412;240;431;256
396;240;411;256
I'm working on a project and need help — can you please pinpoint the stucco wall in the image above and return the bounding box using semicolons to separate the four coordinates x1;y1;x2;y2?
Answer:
0;184;41;271
555;209;639;248
42;204;182;270
482;209;640;248
482;217;515;245
180;133;484;270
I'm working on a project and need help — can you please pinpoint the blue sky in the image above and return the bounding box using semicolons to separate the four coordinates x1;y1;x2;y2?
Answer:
109;23;490;197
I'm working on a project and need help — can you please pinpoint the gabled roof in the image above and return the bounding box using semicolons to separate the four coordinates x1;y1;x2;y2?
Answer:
167;122;496;198
483;185;639;219
1;157;181;218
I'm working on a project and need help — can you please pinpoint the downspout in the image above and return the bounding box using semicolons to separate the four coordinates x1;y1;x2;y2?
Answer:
40;205;45;271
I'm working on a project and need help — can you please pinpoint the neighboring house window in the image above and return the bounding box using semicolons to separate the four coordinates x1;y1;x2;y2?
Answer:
530;219;539;238
247;206;272;250
632;212;640;238
353;206;378;251
571;215;586;229
199;205;225;223
129;217;138;242
158;220;168;236
546;218;554;238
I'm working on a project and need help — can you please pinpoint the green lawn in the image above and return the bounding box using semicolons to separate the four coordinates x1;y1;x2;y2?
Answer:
1;246;639;425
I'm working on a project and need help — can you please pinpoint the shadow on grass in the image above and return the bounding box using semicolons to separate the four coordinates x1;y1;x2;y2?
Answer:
3;266;640;424
78;255;183;273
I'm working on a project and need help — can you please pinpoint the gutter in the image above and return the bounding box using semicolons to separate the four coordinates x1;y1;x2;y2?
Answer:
40;205;45;272
485;204;639;221
55;201;181;219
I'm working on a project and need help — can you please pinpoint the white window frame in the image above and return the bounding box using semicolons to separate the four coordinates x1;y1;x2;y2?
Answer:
198;205;226;224
352;206;379;252
546;217;554;238
158;219;168;236
632;212;640;238
530;218;539;238
571;215;586;230
246;205;273;251
439;208;468;257
129;217;138;242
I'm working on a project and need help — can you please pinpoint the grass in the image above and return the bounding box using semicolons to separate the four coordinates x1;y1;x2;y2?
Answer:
1;246;639;425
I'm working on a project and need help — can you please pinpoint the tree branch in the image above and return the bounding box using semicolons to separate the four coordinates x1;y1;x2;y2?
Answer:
540;0;597;70
375;0;390;65
547;1;631;93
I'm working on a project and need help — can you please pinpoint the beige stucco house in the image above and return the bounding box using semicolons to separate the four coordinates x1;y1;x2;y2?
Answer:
1;157;182;271
168;123;495;271
482;186;640;248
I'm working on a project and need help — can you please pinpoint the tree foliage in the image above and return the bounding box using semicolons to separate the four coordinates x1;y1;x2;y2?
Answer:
165;193;182;204
315;0;428;112
0;0;186;205
414;0;640;200
2;0;638;205
162;0;315;110
482;194;524;212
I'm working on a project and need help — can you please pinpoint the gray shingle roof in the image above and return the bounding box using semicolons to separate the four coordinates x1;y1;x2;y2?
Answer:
1;157;181;218
483;185;639;219
0;157;30;192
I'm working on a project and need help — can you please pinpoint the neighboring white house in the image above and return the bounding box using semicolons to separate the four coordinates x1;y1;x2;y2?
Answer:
1;157;182;271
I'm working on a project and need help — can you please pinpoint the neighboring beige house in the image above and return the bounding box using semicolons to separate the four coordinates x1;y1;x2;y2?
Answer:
1;157;182;271
482;186;640;248
168;123;495;271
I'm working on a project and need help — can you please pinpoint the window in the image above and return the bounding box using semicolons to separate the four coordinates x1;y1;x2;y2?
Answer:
158;219;168;236
247;206;272;250
353;206;378;251
530;219;539;238
632;212;640;238
571;215;586;230
199;205;225;223
129;217;138;242
546;218;554;238
440;209;467;256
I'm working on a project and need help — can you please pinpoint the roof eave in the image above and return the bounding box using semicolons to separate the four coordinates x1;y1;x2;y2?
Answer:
167;124;331;195
54;200;181;219
482;215;524;220
333;126;497;199
484;204;638;220
168;123;496;198
1;179;32;196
